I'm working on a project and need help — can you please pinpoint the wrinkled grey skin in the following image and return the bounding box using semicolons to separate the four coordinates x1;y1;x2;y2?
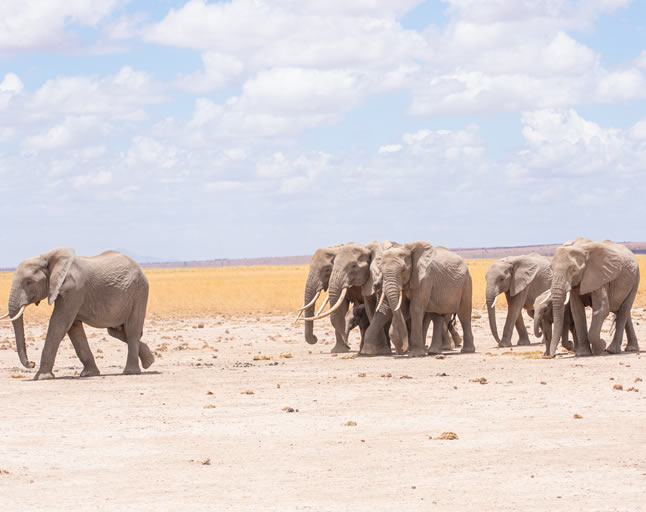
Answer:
302;245;341;345
325;241;396;353
485;253;552;347
8;248;154;380
549;239;640;357
533;290;577;355
373;242;475;357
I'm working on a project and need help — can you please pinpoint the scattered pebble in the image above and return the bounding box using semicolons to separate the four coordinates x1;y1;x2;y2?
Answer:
9;372;24;379
253;355;272;361
573;413;582;419
280;352;293;359
435;355;445;360
429;432;458;440
381;372;392;378
470;377;488;385
344;421;357;427
201;458;211;465
613;384;624;391
203;404;216;409
282;406;298;413
627;387;639;392
540;381;547;385
241;390;255;395
400;374;413;379
357;372;366;377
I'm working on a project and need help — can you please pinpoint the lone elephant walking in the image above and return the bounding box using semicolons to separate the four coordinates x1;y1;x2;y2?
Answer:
7;248;154;380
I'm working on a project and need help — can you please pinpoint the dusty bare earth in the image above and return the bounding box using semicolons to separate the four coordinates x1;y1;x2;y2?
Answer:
1;311;645;511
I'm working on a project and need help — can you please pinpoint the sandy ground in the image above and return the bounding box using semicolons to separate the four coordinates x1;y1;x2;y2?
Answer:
1;310;645;512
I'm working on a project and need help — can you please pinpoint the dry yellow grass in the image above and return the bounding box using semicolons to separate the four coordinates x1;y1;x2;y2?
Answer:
0;255;643;318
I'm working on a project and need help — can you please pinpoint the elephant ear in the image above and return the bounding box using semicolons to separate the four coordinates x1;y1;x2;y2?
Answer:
362;243;383;297
406;241;432;290
510;258;540;296
44;248;76;305
579;243;623;296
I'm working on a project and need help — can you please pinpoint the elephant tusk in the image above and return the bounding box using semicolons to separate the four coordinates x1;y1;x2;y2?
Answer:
564;291;570;305
302;287;347;321
539;291;552;304
376;291;385;310
0;312;9;320
297;290;321;312
293;310;304;324
491;295;498;308
393;289;403;312
9;305;25;322
314;295;330;316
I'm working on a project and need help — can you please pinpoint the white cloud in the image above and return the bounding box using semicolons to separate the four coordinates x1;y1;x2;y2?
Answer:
73;171;112;188
378;144;403;154
630;119;646;140
27;67;166;121
23;116;110;151
176;52;245;93
0;0;121;52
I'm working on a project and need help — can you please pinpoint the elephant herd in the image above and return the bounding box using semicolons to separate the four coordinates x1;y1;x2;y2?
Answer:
296;238;641;358
1;238;641;380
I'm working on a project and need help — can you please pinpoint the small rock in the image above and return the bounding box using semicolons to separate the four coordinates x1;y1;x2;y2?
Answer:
241;390;255;395
203;404;216;409
357;372;366;377
344;421;357;427
9;372;24;379
201;458;211;465
280;352;293;359
573;413;582;419
613;384;623;391
470;377;488;385
437;432;458;440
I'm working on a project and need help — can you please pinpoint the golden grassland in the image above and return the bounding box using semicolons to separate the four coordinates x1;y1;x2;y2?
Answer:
0;255;644;318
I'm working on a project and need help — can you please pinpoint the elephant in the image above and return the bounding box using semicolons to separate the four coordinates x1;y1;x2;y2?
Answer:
485;253;552;347
297;245;344;346
302;241;395;353
343;304;369;342
375;241;475;357
547;239;640;357
533;289;578;355
7;248;154;380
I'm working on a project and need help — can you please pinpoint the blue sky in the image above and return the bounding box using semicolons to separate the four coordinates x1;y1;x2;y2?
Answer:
0;0;645;265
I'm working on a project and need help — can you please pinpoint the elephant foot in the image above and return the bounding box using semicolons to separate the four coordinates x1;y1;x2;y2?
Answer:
359;344;391;357
575;347;593;357
331;342;351;354
605;343;622;355
591;339;606;356
460;344;475;354
34;371;55;381
408;347;427;358
517;337;531;346
625;343;640;353
498;339;512;348
123;365;142;375
305;334;319;345
80;366;101;378
139;344;155;369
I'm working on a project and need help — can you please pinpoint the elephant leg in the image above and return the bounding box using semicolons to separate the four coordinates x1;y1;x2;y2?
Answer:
514;309;531;346
330;300;351;353
560;307;574;351
449;315;462;348
360;311;392;356
458;293;475;353
68;321;100;377
427;316;444;355
357;309;370;352
624;316;639;352
108;326;154;369
422;313;433;348
35;299;80;380
440;316;453;351
407;298;426;357
542;320;552;356
500;289;527;346
589;287;610;355
570;291;591;356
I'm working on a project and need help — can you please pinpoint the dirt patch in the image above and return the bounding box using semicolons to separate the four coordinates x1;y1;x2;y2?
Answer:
0;312;645;510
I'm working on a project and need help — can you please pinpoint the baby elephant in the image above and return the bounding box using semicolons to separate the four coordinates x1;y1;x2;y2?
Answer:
6;248;154;380
533;290;577;355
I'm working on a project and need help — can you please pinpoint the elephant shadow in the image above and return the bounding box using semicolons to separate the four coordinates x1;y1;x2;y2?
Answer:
20;370;162;382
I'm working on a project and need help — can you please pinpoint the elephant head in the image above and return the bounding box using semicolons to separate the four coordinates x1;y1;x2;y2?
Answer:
380;241;433;353
484;254;543;344
7;248;76;368
300;246;340;344
321;242;383;342
548;240;623;356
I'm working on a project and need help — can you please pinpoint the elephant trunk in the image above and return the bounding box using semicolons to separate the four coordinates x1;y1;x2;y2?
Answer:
549;280;567;357
327;270;348;343
9;290;33;369
383;270;407;353
534;306;544;338
486;285;500;344
303;273;321;344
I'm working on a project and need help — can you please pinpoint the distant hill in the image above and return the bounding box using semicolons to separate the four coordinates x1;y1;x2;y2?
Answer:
141;241;646;269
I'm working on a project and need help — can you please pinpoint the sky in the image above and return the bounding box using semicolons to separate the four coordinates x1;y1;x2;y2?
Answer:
0;0;645;265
